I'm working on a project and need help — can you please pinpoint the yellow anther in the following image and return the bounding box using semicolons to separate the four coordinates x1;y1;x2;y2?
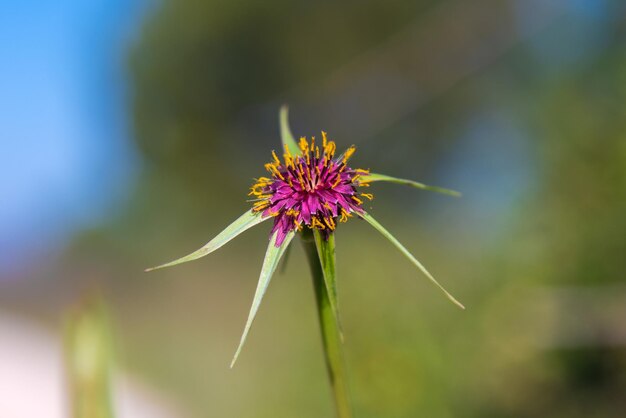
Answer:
311;216;326;229
332;173;342;188
342;145;356;163
286;209;300;217
284;154;293;169
253;202;269;212
265;162;285;180
324;216;336;230
322;131;328;148
361;193;374;201
324;141;336;158
297;170;306;188
339;208;351;223
299;137;309;154
352;196;363;205
271;150;281;166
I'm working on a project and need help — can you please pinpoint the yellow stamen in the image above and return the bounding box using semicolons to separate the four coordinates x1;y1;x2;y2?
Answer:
286;209;300;217
332;173;342;188
324;141;336;158
342;145;356;164
339;208;351;223
265;163;285;181
253;202;270;212
283;145;293;167
361;193;374;200
284;154;294;169
297;170;306;189
299;137;309;154
352;196;363;205
311;216;326;229
271;150;281;166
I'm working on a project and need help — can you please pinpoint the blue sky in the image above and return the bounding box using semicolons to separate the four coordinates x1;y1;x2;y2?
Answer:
0;0;150;276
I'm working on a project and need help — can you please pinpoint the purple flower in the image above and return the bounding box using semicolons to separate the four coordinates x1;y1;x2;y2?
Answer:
250;135;373;246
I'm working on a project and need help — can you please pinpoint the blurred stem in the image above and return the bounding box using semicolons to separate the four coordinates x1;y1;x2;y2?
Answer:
301;230;353;418
65;296;115;418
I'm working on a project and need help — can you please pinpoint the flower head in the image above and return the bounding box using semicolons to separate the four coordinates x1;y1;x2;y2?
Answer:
250;135;373;246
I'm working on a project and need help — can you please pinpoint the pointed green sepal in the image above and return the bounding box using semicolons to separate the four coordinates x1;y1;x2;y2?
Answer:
361;173;461;197
230;230;296;367
145;210;268;272
279;105;300;156
312;230;343;341
360;212;465;310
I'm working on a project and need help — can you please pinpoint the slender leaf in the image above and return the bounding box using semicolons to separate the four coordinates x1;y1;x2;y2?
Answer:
145;210;268;272
279;105;300;155
312;230;343;340
360;212;465;310
361;172;461;197
279;240;293;274
231;230;296;367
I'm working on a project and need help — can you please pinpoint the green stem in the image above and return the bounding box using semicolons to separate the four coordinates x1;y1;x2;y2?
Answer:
301;231;353;418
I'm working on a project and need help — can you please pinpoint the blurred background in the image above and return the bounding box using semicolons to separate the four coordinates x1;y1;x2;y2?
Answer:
1;0;625;417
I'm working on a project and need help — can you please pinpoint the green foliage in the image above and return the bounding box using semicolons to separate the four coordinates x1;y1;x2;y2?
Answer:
280;105;300;156
362;173;461;197
231;230;296;367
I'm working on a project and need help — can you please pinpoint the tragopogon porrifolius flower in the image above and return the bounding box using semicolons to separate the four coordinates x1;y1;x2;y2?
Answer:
147;106;464;418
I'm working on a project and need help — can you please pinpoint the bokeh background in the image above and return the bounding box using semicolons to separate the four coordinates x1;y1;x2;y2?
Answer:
2;0;626;417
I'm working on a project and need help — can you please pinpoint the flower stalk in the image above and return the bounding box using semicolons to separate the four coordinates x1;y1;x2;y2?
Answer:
302;229;352;418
